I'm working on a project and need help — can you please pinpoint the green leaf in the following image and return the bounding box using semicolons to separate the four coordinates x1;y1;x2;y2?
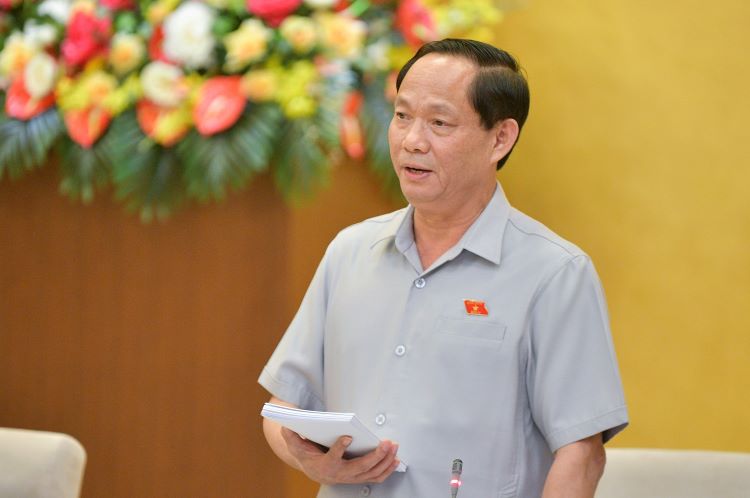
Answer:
272;118;330;202
0;109;63;180
107;112;188;221
56;134;113;204
179;104;282;202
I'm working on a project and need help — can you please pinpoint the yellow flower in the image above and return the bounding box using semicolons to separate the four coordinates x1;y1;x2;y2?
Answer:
153;104;192;145
146;0;180;24
109;33;145;76
223;19;271;72
316;13;366;59
275;61;319;119
56;69;118;112
280;16;318;54
70;0;96;15
241;69;278;102
0;32;35;77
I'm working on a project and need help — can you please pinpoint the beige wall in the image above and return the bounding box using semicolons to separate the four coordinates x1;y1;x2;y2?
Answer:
493;0;750;451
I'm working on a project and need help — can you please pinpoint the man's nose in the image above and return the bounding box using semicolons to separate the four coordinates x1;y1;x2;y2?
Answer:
402;121;429;153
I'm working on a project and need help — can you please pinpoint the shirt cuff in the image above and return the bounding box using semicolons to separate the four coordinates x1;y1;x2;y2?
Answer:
546;406;629;452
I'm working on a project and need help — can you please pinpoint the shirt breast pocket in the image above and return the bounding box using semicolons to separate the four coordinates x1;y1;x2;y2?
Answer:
435;316;507;347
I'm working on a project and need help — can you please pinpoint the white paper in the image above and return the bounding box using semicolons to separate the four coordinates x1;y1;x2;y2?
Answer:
261;403;407;472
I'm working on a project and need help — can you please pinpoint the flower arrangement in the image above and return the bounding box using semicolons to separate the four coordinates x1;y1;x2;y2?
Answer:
0;0;504;220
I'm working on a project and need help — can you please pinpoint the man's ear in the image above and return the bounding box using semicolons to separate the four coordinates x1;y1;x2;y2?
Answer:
491;118;520;164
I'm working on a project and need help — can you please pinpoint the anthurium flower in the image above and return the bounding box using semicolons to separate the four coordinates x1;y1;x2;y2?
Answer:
193;76;246;136
136;99;191;147
140;61;188;108
395;0;437;48
279;16;318;54
246;0;302;27
61;9;112;67
223;18;271;72
64;106;112;148
23;52;58;99
109;33;145;75
5;76;55;120
162;1;216;69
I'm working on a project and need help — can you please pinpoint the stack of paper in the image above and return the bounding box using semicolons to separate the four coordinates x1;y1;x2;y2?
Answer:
261;403;407;472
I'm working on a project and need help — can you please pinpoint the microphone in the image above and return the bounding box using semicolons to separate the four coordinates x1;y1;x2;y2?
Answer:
450;458;463;498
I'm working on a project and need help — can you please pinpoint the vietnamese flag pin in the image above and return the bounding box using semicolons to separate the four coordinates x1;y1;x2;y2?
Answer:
463;299;489;316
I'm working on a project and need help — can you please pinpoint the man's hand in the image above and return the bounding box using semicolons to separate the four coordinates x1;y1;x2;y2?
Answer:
281;427;401;485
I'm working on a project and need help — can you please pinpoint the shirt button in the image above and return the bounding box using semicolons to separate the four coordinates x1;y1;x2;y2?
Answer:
375;413;386;426
394;345;406;357
360;485;371;496
414;277;426;288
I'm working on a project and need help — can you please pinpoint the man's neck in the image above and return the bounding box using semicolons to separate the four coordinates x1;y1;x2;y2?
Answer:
412;184;496;270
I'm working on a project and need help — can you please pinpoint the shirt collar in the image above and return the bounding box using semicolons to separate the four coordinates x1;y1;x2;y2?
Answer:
372;182;511;266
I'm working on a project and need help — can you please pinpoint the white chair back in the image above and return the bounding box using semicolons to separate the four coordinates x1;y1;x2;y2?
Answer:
597;448;750;498
0;428;86;498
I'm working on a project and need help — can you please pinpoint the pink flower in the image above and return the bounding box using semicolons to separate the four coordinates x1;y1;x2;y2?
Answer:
246;0;302;27
193;76;246;136
100;0;135;10
61;10;112;67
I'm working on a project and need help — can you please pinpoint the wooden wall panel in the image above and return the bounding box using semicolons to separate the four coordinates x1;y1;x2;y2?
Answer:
0;166;288;497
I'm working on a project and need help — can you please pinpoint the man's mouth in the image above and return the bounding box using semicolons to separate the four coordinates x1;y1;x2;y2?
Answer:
405;166;431;174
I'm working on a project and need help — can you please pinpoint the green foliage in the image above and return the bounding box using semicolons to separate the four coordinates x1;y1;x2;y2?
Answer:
109;112;187;222
179;104;283;202
273;119;331;202
0;108;63;180
361;76;402;198
57;135;113;204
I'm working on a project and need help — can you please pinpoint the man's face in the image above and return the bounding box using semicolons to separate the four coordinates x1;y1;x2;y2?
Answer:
388;53;502;211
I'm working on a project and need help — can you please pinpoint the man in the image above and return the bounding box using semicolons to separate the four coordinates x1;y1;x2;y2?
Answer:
259;39;628;497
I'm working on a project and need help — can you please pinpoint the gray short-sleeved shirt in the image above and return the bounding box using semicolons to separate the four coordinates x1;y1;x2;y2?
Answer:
259;183;628;498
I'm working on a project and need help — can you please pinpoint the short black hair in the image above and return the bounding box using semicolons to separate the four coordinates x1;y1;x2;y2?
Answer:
396;39;530;170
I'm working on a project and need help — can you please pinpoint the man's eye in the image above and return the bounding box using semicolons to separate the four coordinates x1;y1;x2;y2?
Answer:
395;112;406;119
434;120;446;127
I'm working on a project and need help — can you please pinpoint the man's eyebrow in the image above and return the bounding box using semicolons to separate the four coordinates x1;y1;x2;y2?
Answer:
393;96;457;114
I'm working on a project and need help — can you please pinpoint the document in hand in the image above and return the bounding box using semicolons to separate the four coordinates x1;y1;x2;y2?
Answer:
261;402;407;472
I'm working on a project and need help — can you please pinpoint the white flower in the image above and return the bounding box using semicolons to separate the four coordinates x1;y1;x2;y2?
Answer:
140;61;187;108
24;52;58;98
304;0;336;8
24;21;58;49
38;0;73;24
162;1;216;69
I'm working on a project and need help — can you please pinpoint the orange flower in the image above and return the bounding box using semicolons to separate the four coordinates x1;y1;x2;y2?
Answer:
339;91;364;159
5;76;55;120
193;76;245;136
64;107;112;148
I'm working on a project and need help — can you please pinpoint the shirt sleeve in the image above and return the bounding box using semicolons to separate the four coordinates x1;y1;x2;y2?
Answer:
257;246;332;412
526;254;628;452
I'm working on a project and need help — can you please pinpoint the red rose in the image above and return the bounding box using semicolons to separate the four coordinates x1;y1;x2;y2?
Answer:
61;10;112;67
100;0;135;10
395;0;437;48
246;0;302;27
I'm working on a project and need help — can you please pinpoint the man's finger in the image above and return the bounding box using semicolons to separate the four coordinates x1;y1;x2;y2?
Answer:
325;435;353;460
354;443;398;481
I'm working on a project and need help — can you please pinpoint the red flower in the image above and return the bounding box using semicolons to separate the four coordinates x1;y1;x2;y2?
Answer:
61;10;112;67
5;77;56;120
100;0;135;10
193;76;246;136
395;0;437;48
246;0;302;27
340;91;364;160
64;107;112;148
147;25;173;64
